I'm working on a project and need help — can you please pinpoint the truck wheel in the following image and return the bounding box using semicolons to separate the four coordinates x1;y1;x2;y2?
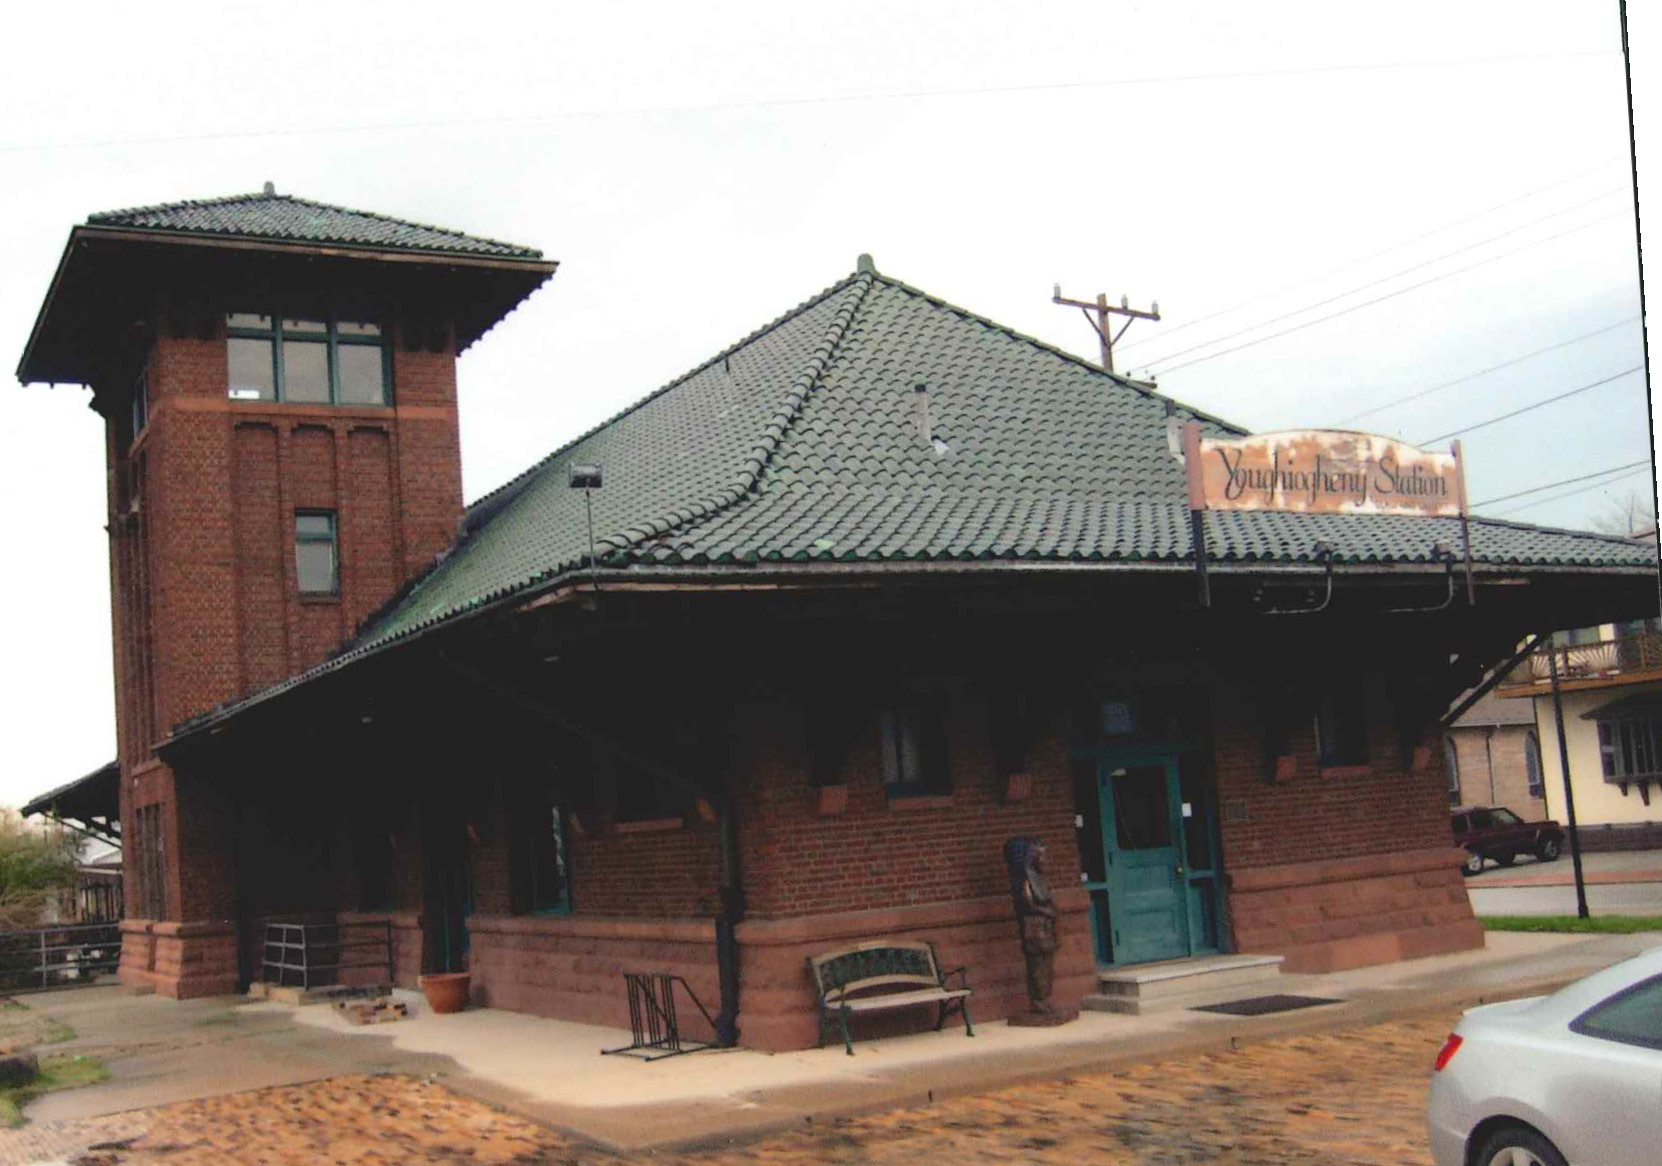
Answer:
1463;850;1486;876
1535;836;1561;862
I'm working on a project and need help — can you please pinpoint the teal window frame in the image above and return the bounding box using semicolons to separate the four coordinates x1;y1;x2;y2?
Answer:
225;312;392;406
294;510;339;595
878;701;951;797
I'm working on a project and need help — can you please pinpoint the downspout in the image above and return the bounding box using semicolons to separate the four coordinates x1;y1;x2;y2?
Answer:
714;796;744;1047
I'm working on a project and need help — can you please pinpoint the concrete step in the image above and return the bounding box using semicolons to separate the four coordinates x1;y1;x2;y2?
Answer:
1083;954;1286;1015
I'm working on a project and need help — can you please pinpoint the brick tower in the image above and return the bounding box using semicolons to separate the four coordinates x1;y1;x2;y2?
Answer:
17;189;554;996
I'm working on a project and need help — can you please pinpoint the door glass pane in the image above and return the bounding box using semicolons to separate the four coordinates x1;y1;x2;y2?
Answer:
281;317;327;333
227;338;276;400
226;312;272;330
337;345;386;405
1179;758;1213;870
1072;758;1105;883
337;320;381;336
282;340;331;402
1112;766;1171;850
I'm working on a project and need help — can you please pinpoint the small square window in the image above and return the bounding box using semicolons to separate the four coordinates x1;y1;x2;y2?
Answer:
295;511;338;594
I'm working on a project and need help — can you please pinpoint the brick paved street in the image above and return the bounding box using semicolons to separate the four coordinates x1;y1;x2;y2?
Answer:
5;1009;1458;1165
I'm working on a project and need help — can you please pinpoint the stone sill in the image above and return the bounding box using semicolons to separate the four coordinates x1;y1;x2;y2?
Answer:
886;794;954;812
468;913;714;942
614;816;684;834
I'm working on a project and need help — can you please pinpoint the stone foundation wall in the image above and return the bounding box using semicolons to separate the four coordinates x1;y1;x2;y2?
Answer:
734;890;1096;1052
1228;847;1483;973
119;919;239;998
465;914;721;1040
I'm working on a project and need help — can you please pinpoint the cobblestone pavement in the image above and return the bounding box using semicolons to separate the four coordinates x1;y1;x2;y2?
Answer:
5;1011;1456;1165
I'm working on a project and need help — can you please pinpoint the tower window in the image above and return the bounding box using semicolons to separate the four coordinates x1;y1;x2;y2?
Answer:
295;512;338;594
227;314;389;406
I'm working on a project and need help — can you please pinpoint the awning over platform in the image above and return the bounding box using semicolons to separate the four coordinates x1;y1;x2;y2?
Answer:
22;760;120;846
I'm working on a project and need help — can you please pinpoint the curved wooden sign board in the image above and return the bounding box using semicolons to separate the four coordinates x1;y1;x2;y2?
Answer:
1185;428;1465;519
1179;423;1472;607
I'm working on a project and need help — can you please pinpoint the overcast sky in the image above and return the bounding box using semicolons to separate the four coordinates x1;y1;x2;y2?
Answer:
1;1;1657;809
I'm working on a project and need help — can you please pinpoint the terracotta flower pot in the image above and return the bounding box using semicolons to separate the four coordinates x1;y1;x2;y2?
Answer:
418;972;472;1014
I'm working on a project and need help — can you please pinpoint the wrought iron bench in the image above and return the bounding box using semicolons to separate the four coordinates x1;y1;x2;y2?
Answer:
808;939;973;1055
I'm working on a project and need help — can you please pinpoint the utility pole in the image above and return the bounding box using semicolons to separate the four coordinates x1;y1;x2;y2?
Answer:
1546;635;1591;919
1052;285;1161;375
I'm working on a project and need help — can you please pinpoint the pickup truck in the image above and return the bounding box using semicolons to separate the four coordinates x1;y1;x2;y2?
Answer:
1451;805;1565;875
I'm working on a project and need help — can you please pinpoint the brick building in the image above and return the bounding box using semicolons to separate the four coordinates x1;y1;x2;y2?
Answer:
18;191;1659;1051
1445;691;1546;818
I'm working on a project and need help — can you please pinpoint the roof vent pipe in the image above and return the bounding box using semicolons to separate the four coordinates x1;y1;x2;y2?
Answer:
913;379;931;443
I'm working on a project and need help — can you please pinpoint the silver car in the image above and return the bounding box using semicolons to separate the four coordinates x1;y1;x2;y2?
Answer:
1428;946;1662;1166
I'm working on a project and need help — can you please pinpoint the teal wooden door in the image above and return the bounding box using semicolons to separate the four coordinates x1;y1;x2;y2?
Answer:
1101;757;1191;965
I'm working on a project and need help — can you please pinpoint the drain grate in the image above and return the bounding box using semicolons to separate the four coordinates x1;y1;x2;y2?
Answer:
1191;994;1342;1016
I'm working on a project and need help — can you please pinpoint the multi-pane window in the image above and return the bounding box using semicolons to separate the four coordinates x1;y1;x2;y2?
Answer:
295;512;338;594
130;363;149;438
1597;714;1662;784
1524;731;1544;798
226;313;390;406
1445;737;1461;805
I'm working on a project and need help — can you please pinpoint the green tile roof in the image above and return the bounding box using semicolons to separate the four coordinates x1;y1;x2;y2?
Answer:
87;190;544;259
169;261;1658;735
358;263;1655;649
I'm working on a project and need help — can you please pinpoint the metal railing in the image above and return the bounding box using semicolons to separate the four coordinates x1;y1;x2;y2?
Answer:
0;923;121;991
1520;632;1662;684
260;920;392;989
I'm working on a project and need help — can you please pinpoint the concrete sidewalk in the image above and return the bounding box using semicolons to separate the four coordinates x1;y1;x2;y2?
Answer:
12;928;1662;1156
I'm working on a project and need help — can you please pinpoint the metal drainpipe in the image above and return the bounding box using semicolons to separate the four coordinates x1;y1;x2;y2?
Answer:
713;796;744;1047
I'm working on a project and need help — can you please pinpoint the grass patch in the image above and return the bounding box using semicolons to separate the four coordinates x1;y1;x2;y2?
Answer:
0;1053;108;1127
1480;915;1662;934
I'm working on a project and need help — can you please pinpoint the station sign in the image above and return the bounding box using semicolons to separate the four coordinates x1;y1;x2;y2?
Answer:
1184;428;1465;519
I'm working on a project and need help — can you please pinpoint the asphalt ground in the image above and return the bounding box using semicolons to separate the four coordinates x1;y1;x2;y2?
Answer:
1465;847;1662;916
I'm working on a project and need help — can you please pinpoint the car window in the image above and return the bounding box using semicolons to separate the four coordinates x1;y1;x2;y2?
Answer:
1451;814;1468;833
1491;808;1522;825
1469;810;1495;830
1571;975;1662;1051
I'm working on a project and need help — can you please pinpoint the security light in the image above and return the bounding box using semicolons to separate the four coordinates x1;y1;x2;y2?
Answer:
569;464;603;490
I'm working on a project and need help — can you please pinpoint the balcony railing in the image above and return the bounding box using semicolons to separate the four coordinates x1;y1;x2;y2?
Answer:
1518;631;1662;685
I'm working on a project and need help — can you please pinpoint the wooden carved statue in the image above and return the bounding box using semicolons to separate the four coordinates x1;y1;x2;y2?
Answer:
1003;836;1072;1026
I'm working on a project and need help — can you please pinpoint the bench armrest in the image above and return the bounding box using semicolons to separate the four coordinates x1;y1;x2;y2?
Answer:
938;965;971;990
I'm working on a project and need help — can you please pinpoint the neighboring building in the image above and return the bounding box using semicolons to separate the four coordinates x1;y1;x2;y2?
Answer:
1494;618;1662;850
23;762;123;923
1445;691;1546;818
17;191;1659;1050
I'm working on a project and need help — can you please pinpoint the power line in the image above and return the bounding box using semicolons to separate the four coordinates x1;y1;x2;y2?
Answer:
1116;159;1625;360
1134;188;1623;372
1486;467;1653;517
0;48;1620;156
1417;365;1644;445
1470;460;1652;508
1149;211;1628;377
1331;315;1642;426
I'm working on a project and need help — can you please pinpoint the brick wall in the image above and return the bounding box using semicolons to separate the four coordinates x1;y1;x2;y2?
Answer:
1447;724;1547;819
732;695;1085;918
105;312;466;999
1208;676;1482;972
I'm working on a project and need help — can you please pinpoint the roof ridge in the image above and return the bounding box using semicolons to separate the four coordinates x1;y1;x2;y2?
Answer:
460;271;867;522
592;271;877;557
86;190;542;258
866;270;1251;436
